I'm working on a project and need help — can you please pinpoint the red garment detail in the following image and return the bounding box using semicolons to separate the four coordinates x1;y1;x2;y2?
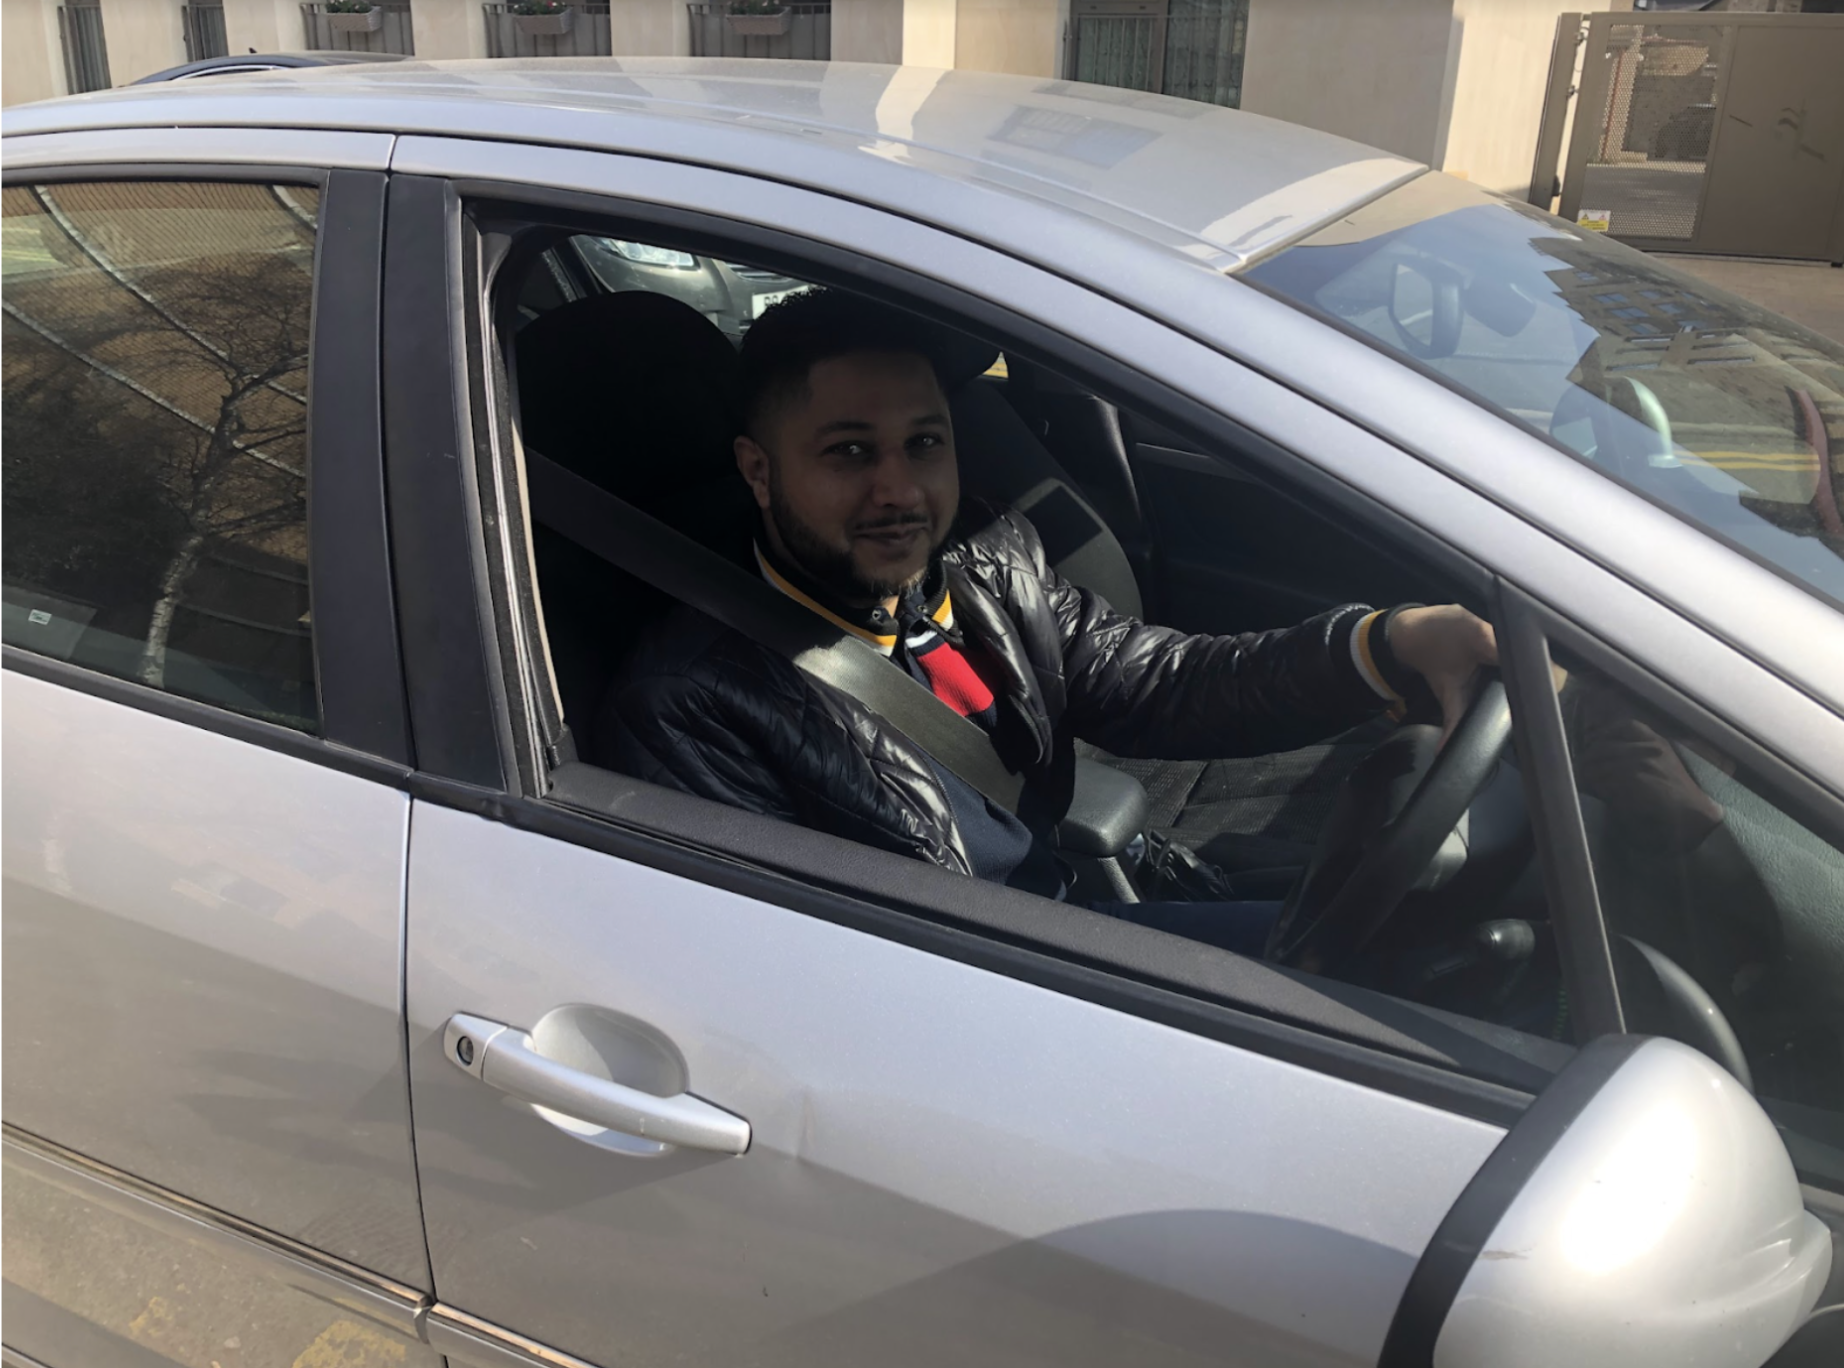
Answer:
913;640;997;718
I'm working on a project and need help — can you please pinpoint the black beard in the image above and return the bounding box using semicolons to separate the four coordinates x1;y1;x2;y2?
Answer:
767;468;938;605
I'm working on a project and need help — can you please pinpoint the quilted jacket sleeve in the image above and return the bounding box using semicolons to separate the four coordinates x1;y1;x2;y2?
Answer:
1021;518;1386;759
595;613;973;873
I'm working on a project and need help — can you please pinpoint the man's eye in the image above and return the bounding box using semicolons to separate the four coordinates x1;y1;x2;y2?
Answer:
910;433;944;454
825;442;871;460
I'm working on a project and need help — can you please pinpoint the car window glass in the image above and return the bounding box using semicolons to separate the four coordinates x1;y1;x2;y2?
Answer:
1245;174;1844;610
2;181;319;732
1554;651;1844;1185
568;235;811;342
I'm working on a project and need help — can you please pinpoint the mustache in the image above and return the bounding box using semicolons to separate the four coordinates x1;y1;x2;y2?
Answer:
852;516;930;534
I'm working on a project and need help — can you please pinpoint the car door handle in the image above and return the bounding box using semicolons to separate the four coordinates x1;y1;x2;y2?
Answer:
443;1013;750;1155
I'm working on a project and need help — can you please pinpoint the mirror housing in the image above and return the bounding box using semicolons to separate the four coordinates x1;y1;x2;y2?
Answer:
1381;1036;1832;1368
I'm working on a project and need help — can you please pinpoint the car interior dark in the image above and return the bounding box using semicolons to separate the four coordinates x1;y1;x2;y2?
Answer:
484;219;1844;1177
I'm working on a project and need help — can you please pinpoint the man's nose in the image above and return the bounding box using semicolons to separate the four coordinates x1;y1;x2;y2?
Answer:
868;446;925;508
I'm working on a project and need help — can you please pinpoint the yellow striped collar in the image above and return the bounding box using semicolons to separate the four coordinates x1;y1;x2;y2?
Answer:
754;543;952;656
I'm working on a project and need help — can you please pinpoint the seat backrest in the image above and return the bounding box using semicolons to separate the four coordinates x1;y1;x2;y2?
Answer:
516;290;747;756
950;379;1144;618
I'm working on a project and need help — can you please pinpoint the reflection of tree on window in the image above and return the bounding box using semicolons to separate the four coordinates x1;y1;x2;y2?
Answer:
1;182;318;729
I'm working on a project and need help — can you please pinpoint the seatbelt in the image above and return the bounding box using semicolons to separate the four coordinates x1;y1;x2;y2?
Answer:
524;450;1028;814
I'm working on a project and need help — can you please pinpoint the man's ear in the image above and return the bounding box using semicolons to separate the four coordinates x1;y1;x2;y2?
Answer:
735;434;773;511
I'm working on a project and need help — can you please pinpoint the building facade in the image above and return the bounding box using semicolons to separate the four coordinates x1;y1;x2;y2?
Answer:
5;0;1623;201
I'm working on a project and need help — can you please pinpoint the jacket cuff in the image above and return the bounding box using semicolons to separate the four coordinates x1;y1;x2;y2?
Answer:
1326;605;1390;715
1344;604;1439;722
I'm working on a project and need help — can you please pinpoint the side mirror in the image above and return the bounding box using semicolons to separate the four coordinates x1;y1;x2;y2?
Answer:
1380;1036;1833;1368
1389;258;1464;359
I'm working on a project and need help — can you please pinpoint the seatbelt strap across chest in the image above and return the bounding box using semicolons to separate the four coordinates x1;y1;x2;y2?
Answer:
525;450;1028;814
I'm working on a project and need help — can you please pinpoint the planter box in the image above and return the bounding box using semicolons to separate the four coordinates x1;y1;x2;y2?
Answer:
326;9;383;32
725;10;790;37
513;8;575;36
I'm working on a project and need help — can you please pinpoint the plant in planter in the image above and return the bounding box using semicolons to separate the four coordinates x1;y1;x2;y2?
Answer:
725;0;791;38
324;0;382;34
510;0;575;35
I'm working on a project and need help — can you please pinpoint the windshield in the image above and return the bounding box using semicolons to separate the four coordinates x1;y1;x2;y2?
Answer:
1243;174;1844;608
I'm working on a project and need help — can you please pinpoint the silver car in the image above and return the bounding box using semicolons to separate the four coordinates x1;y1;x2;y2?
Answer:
4;59;1842;1368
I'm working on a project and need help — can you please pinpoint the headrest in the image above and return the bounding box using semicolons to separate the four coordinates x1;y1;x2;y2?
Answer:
926;324;1002;392
516;291;742;508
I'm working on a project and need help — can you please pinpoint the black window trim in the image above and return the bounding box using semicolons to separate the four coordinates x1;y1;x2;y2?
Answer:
0;161;411;768
381;178;1608;1126
381;174;515;791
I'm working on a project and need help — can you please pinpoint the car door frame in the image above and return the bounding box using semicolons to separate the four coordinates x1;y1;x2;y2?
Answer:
0;125;432;1349
380;138;1611;1109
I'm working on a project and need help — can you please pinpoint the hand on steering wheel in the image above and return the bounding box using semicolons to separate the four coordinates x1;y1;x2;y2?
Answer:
1266;672;1513;973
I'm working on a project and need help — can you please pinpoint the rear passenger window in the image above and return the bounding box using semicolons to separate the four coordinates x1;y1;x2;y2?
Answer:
2;181;319;731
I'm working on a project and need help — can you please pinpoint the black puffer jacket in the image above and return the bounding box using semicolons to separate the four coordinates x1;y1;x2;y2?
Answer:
598;501;1384;877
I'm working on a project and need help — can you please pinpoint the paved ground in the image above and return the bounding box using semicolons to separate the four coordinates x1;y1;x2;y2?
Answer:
1655;253;1844;345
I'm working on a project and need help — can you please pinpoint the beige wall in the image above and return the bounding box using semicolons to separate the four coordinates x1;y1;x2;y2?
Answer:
954;0;1061;77
835;0;902;63
902;0;954;67
611;0;689;57
1441;0;1616;198
97;0;188;83
1241;0;1457;164
220;0;306;54
1241;0;1616;188
412;0;488;59
3;0;65;105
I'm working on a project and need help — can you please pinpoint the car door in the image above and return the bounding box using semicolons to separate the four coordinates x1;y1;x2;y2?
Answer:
0;132;438;1368
371;147;1639;1368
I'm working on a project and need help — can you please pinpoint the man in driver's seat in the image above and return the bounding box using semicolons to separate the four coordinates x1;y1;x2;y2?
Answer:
599;289;1496;949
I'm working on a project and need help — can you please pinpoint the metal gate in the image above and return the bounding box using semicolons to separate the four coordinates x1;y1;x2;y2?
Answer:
482;3;612;57
300;3;416;54
1533;10;1844;262
685;4;831;60
56;0;111;93
182;2;229;61
1066;0;1248;108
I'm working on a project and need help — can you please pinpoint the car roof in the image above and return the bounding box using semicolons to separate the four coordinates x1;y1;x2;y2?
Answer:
2;59;1425;268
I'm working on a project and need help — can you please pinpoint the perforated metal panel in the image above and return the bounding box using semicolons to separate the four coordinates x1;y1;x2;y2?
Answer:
1575;23;1723;242
1556;10;1844;259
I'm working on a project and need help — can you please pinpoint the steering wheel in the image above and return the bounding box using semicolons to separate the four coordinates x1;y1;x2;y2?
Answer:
1548;375;1678;485
1267;674;1512;973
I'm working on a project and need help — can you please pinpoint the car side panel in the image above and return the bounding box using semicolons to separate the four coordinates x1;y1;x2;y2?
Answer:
0;671;427;1289
406;803;1505;1368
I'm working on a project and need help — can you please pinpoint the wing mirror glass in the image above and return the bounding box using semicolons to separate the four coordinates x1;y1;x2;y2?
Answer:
1381;1036;1834;1368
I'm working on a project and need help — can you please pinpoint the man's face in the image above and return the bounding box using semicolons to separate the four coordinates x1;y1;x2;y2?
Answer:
737;350;959;605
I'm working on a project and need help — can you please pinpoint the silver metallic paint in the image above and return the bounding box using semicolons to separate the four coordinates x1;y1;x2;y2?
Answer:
1435;1038;1832;1368
0;672;428;1288
0;126;394;172
2;1128;429;1340
406;803;1506;1368
0;61;1418;269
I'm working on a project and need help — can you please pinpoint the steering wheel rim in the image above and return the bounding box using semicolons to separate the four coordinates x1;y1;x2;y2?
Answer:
1267;673;1512;973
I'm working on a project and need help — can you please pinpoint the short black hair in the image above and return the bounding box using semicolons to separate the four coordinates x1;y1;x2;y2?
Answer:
737;288;992;440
